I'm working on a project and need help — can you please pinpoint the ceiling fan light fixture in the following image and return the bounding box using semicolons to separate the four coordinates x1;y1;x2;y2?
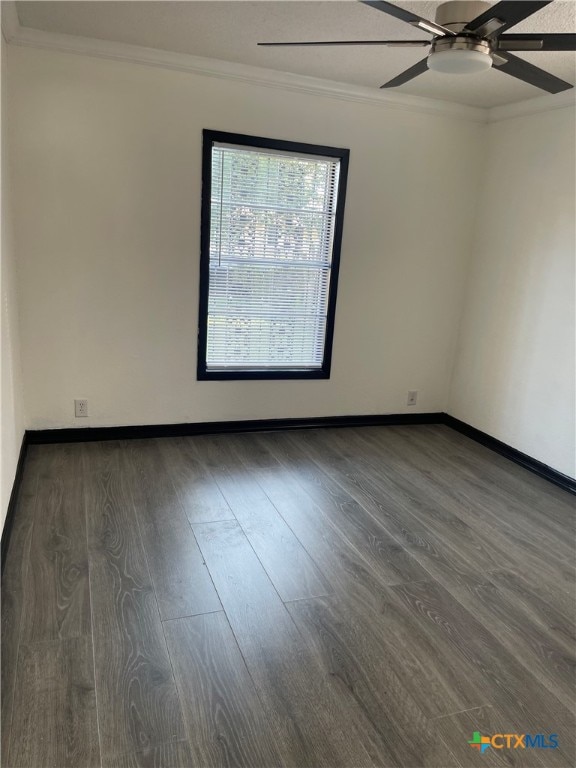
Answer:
428;48;493;74
427;35;493;75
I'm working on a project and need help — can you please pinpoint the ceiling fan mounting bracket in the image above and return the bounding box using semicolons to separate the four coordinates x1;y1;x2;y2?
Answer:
435;1;493;32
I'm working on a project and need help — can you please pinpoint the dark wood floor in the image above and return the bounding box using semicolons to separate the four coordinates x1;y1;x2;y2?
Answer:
2;425;575;768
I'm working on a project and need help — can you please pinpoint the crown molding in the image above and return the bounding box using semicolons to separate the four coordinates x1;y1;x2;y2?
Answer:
487;89;576;122
3;11;486;123
3;6;574;125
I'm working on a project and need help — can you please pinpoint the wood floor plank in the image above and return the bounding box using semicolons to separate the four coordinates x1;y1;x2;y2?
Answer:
300;426;504;572
362;425;575;569
287;595;459;767
245;475;485;719
487;568;575;652
193;519;376;767
326;566;486;718
7;636;100;768
421;423;575;525
101;740;194;768
163;612;284;767
20;444;91;643
244;459;494;721
81;438;124;475
348;426;576;604
287;428;524;597
392;424;574;548
121;439;221;620
223;454;570;725
390;579;575;765
250;461;434;608
441;572;576;711
249;431;431;588
1;449;41;766
274;430;576;731
86;459;186;757
225;432;281;469
158;437;234;524
189;435;330;602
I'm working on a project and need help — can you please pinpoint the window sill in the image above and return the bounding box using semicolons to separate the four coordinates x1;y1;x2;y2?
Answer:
197;368;331;381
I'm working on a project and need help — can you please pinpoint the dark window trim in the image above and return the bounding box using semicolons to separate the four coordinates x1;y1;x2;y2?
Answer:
197;129;350;381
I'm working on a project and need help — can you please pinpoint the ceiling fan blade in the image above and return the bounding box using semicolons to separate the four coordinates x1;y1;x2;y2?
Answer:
360;1;455;37
380;56;429;88
258;40;430;47
494;51;573;93
498;33;576;51
464;1;553;37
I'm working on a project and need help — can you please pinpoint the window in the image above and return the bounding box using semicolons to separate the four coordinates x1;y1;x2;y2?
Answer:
197;130;349;380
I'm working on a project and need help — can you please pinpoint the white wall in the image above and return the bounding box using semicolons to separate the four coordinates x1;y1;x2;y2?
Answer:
8;46;482;430
449;106;576;478
1;34;25;526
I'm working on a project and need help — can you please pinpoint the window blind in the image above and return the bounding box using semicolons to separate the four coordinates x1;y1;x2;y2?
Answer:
206;142;341;370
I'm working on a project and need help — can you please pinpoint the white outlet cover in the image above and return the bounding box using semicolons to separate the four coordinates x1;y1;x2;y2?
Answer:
74;399;88;417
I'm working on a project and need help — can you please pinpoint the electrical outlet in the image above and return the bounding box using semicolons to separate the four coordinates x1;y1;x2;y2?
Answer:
407;390;418;407
75;399;88;418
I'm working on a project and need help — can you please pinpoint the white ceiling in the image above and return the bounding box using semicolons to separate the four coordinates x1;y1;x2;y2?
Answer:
15;1;576;107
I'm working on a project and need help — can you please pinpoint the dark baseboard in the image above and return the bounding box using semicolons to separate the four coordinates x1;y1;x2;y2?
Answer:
1;433;28;575
443;415;576;495
26;412;444;444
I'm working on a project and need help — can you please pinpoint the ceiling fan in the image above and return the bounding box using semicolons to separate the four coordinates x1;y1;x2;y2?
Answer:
258;1;576;92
